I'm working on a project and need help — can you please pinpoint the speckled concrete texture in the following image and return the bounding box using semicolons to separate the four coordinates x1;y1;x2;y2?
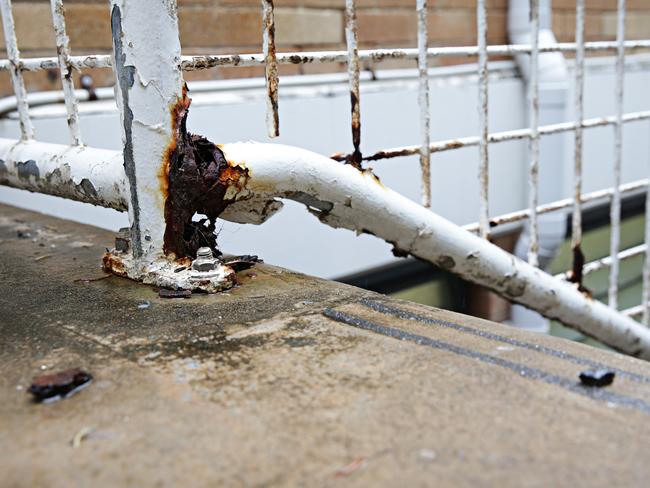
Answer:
2;204;650;487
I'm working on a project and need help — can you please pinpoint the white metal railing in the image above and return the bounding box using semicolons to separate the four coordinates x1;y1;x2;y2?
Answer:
1;0;650;357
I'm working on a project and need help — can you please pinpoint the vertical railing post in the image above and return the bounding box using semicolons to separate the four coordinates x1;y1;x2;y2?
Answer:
609;0;626;310
50;0;82;146
262;0;279;138
109;0;184;262
345;0;362;168
477;0;489;238
527;0;540;267
416;0;431;208
0;0;33;140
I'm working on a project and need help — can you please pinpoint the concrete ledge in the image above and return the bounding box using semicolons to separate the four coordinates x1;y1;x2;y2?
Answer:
2;203;650;486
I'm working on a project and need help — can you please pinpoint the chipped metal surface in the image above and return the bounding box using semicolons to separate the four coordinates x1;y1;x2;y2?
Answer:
0;137;128;210
161;89;249;260
50;0;82;146
527;0;540;267
416;0;431;208
338;110;650;163
215;141;650;358
0;40;646;75
571;0;586;257
0;0;33;140
571;0;586;290
262;0;279;138
477;0;489;238
609;0;627;310
102;249;236;294
110;0;184;262
345;0;362;169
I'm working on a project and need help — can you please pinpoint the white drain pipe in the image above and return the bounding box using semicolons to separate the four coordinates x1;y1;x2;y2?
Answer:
509;0;570;332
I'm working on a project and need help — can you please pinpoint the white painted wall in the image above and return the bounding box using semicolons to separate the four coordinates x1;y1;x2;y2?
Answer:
1;56;649;278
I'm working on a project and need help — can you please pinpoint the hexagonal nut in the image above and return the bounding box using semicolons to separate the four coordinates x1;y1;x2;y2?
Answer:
192;257;218;272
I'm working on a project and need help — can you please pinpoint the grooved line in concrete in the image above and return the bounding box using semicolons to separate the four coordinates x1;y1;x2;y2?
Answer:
323;308;650;416
359;299;650;385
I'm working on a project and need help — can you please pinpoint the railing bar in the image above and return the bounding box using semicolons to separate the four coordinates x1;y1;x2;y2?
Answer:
348;110;650;163
178;41;650;70
262;0;279;138
527;0;540;266
50;0;82;146
345;0;362;167
477;0;489;238
609;0;626;309
1;40;650;74
623;305;643;318
417;0;431;208
463;179;648;233
571;0;585;256
556;244;646;279
0;0;33;140
643;171;650;325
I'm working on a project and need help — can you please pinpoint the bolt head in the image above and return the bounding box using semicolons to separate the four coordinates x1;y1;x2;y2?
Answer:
192;259;218;272
196;247;214;259
192;247;218;272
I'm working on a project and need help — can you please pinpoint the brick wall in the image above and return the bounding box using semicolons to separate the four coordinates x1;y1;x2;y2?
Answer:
2;1;650;96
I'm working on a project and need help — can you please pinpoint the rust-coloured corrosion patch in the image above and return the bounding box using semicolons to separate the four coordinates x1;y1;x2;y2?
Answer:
102;252;127;276
28;368;93;403
567;244;592;299
348;92;362;170
160;85;249;259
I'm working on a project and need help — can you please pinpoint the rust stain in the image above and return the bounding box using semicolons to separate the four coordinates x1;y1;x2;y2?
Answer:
362;167;384;188
263;0;279;137
102;252;126;276
348;91;362;170
161;84;250;259
567;243;593;299
329;152;384;188
159;83;191;206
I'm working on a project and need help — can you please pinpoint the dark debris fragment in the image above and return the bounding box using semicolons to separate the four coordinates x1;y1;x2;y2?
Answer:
159;288;192;299
224;255;263;272
28;368;93;403
579;369;615;387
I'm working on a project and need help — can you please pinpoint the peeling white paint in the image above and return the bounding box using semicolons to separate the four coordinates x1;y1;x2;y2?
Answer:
110;0;184;261
218;141;650;359
0;138;127;210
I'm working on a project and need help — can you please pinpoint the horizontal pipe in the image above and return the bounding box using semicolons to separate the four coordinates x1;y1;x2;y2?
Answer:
1;137;643;247
218;141;650;359
1;40;649;73
0;138;128;210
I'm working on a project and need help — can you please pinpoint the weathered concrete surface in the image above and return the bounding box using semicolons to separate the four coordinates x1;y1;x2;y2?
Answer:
2;203;650;487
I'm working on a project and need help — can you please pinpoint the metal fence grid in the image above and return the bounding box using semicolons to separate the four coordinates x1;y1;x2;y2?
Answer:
1;1;650;344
